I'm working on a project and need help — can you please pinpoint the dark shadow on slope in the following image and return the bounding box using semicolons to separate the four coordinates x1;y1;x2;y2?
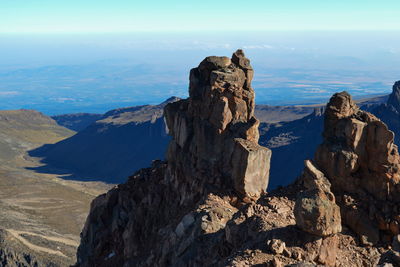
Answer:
259;109;324;190
51;113;103;131
28;117;171;183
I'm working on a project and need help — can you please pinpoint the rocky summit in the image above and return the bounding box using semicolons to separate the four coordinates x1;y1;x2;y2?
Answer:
296;91;400;245
75;50;272;266
75;53;400;266
164;49;271;201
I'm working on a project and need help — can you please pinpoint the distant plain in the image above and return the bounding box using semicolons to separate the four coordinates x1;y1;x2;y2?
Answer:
1;31;399;115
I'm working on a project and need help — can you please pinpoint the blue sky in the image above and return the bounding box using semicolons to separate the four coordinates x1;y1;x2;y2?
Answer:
1;0;400;33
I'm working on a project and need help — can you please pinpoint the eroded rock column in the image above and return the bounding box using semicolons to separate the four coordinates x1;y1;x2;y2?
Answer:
164;50;271;200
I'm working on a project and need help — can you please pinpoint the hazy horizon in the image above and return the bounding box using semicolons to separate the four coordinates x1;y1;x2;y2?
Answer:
1;0;400;114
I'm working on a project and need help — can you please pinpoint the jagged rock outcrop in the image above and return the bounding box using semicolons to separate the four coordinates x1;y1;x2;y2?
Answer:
294;160;341;237
164;50;271;201
75;50;271;266
297;91;400;245
75;56;400;266
316;92;400;201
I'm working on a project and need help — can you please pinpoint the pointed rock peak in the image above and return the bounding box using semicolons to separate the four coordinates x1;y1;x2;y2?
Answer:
387;80;400;111
323;91;360;139
232;49;252;70
325;91;358;120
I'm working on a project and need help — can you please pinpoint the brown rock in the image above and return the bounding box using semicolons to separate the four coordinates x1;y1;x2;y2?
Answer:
271;257;282;267
344;207;379;245
316;91;400;200
318;235;339;267
268;239;286;255
232;138;271;199
307;91;400;243
295;160;342;237
165;49;270;200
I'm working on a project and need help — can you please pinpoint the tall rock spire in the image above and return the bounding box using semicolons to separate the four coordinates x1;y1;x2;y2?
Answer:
75;51;271;267
164;49;271;200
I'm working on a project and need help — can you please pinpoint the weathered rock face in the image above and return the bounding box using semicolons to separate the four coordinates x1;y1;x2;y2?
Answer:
297;91;400;245
164;49;271;200
75;51;271;266
316;91;400;201
294;160;342;237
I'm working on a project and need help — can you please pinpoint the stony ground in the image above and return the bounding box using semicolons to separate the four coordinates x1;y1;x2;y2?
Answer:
0;110;110;266
222;184;385;267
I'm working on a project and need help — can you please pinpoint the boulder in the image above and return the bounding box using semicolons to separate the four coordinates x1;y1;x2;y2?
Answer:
294;160;342;237
232;138;271;199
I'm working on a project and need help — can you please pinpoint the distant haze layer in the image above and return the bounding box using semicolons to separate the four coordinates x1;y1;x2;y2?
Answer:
0;31;399;114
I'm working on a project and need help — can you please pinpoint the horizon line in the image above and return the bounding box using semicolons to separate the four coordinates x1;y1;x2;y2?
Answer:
2;29;400;35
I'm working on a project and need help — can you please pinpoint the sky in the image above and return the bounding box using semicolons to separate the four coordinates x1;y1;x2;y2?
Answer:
1;1;400;114
1;0;400;33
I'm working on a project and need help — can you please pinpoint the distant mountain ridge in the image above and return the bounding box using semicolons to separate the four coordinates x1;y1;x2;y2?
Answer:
52;113;103;131
36;93;388;186
29;97;180;183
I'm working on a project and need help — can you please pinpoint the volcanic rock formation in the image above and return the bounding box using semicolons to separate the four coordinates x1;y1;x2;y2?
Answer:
296;91;400;245
75;50;271;266
75;55;400;266
164;49;271;201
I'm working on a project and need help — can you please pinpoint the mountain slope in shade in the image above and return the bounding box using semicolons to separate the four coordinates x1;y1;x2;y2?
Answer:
259;108;324;189
52;113;103;131
33;93;388;186
370;81;400;145
0;109;108;266
29;99;179;183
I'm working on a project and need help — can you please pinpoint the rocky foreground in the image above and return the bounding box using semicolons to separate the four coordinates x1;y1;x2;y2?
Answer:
75;51;400;266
